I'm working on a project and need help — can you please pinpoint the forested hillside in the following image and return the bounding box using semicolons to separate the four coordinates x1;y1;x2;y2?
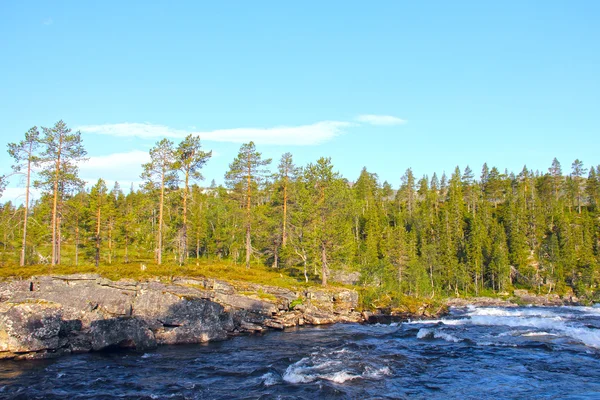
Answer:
1;121;599;300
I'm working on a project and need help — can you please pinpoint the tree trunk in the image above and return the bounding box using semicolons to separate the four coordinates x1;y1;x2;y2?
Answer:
474;264;479;296
157;171;165;265
51;145;61;266
179;171;190;265
282;173;288;247
245;224;251;269
245;154;252;269
57;214;62;265
124;232;129;263
95;204;101;267
196;236;200;260
20;150;32;267
75;225;79;266
321;243;328;286
108;220;112;264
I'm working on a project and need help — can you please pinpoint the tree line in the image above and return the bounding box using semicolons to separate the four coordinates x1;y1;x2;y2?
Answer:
1;121;599;298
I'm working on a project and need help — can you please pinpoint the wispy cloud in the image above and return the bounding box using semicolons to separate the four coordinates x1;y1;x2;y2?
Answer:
356;114;406;126
201;121;351;145
78;121;352;146
78;123;184;139
78;115;407;146
79;150;150;183
42;18;53;26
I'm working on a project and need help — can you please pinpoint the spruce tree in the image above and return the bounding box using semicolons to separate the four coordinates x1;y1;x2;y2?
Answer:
225;142;271;268
89;179;108;267
571;159;587;214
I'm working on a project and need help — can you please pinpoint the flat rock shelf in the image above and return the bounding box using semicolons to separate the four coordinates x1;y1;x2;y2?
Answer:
0;274;363;360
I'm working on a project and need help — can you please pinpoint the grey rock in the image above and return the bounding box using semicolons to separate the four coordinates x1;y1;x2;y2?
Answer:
0;301;64;357
214;293;278;315
89;318;156;351
329;270;361;285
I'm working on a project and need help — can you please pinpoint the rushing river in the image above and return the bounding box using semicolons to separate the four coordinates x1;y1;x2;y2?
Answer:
1;305;600;399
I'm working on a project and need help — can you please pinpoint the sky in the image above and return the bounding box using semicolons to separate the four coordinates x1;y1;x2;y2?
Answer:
1;1;599;203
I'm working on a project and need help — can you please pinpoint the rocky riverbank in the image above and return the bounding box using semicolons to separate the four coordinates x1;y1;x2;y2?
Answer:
0;274;364;360
1;273;580;361
445;289;582;308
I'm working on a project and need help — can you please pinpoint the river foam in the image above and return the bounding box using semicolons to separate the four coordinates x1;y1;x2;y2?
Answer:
282;347;392;385
409;305;600;349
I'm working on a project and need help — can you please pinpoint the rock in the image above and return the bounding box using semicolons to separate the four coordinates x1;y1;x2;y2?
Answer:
446;297;517;308
329;270;361;285
263;320;285;330
269;311;302;328
239;321;266;333
335;312;364;324
0;301;64;358
89;318;156;351
9;275;135;321
303;311;337;325
0;274;367;361
214;293;278;315
305;290;334;303
513;290;564;306
134;283;233;344
333;290;359;313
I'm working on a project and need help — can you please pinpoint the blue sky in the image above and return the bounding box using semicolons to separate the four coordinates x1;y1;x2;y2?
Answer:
1;1;599;203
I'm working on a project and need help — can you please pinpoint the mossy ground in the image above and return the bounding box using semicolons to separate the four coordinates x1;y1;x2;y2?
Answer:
0;259;314;290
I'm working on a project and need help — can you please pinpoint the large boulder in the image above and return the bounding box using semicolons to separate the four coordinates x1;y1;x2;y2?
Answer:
0;300;65;359
133;284;233;344
9;275;136;325
89;318;156;351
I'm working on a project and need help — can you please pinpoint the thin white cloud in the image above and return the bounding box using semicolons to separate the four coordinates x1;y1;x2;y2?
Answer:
79;150;150;183
42;18;53;26
78;121;352;146
79;123;185;139
200;121;351;145
356;114;406;126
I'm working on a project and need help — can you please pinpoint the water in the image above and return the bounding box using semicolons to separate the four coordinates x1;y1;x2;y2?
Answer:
1;305;600;399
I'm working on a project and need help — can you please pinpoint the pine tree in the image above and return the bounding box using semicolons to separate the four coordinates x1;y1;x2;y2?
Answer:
549;157;563;202
174;134;211;264
277;153;297;249
398;168;416;218
571;159;587;214
36;121;87;265
586;167;599;211
7;126;41;266
141;139;177;265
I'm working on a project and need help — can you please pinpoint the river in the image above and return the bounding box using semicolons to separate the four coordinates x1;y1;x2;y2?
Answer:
1;305;599;399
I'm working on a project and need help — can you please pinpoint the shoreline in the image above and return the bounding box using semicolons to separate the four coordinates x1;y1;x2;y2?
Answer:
0;274;584;361
0;274;366;361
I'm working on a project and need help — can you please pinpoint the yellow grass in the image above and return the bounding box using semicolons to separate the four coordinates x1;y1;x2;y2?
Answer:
0;259;313;290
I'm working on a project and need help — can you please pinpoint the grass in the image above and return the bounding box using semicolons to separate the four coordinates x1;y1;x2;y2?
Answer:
239;289;278;302
0;258;316;290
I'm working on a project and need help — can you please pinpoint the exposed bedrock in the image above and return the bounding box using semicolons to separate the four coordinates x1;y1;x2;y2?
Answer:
0;274;361;360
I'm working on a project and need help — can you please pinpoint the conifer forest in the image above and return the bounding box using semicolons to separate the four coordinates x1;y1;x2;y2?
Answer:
1;121;599;300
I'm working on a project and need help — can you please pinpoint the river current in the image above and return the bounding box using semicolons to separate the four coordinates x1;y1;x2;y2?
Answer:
1;305;600;399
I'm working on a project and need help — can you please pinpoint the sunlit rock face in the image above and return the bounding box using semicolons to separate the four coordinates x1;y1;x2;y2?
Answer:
0;274;362;360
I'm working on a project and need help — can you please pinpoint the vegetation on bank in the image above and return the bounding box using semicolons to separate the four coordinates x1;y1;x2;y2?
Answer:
1;121;600;307
0;260;309;291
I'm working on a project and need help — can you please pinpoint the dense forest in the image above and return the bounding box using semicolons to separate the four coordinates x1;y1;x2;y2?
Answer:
1;121;599;300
